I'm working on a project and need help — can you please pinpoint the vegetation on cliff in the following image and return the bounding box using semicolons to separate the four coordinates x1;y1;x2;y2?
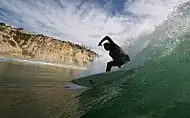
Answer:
0;23;98;67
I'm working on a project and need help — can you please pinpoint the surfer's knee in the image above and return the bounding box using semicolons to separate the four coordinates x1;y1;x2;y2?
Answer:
125;55;130;61
106;62;112;72
107;61;113;67
127;57;130;61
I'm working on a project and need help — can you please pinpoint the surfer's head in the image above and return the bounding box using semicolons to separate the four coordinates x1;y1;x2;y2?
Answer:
103;42;110;51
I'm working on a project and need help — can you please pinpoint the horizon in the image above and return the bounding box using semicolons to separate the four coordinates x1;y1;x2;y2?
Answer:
0;0;187;55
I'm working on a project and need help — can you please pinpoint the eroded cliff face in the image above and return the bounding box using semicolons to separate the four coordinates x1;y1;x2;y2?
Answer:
0;23;98;67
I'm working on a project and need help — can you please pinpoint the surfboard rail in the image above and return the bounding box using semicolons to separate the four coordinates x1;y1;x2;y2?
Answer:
71;67;140;87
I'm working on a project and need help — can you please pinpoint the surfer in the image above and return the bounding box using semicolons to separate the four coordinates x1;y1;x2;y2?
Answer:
98;36;130;72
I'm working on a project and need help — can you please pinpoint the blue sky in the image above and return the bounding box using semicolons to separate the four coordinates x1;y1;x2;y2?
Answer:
83;0;126;14
0;0;187;54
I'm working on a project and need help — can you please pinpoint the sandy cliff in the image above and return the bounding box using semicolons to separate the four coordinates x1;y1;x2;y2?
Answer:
0;23;98;67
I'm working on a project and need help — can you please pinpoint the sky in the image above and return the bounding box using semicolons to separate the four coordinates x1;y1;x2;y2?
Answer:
0;0;188;55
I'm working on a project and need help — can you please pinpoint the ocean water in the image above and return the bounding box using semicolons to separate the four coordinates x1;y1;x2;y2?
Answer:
78;39;190;118
0;61;83;118
76;2;190;118
1;1;190;118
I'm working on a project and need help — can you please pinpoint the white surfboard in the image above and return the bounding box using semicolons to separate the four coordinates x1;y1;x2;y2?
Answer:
71;67;140;88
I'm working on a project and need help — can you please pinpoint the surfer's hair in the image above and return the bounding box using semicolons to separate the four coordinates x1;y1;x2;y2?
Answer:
103;42;110;51
103;42;110;47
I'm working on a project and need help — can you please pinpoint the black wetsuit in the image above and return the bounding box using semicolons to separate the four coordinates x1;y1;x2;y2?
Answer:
100;36;130;72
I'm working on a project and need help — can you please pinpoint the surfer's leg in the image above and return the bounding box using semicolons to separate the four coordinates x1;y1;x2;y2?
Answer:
106;61;118;72
117;55;130;68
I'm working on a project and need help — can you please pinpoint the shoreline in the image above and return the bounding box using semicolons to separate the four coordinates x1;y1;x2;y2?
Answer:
0;22;98;69
0;56;87;70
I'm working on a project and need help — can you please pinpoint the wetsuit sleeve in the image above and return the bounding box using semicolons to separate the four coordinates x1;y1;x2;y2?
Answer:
98;36;115;46
104;36;115;45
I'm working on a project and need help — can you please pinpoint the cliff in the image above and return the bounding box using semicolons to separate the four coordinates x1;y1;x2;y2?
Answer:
0;23;98;67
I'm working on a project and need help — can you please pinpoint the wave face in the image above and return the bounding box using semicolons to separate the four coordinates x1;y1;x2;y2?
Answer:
76;1;190;118
0;0;188;74
79;0;190;76
1;0;190;117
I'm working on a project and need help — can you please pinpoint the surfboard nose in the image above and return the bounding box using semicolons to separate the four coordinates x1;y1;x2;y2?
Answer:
64;82;88;90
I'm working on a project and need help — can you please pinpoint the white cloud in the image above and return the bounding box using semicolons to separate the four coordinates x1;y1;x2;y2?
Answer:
0;0;189;75
0;0;188;55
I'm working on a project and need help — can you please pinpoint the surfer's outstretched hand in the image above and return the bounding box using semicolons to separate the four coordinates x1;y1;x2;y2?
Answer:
98;42;102;46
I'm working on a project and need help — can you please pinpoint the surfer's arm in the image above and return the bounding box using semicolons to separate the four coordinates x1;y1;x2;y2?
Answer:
98;36;115;46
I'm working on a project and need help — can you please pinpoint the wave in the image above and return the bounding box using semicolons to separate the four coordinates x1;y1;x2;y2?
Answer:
76;2;190;118
0;57;86;70
79;1;190;77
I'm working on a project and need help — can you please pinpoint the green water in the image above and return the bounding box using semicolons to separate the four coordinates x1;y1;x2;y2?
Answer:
1;38;190;118
1;2;190;118
78;39;190;118
1;39;190;118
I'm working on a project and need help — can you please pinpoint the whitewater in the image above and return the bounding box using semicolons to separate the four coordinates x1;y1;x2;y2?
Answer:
77;1;190;118
0;0;189;75
1;0;190;118
71;2;180;78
